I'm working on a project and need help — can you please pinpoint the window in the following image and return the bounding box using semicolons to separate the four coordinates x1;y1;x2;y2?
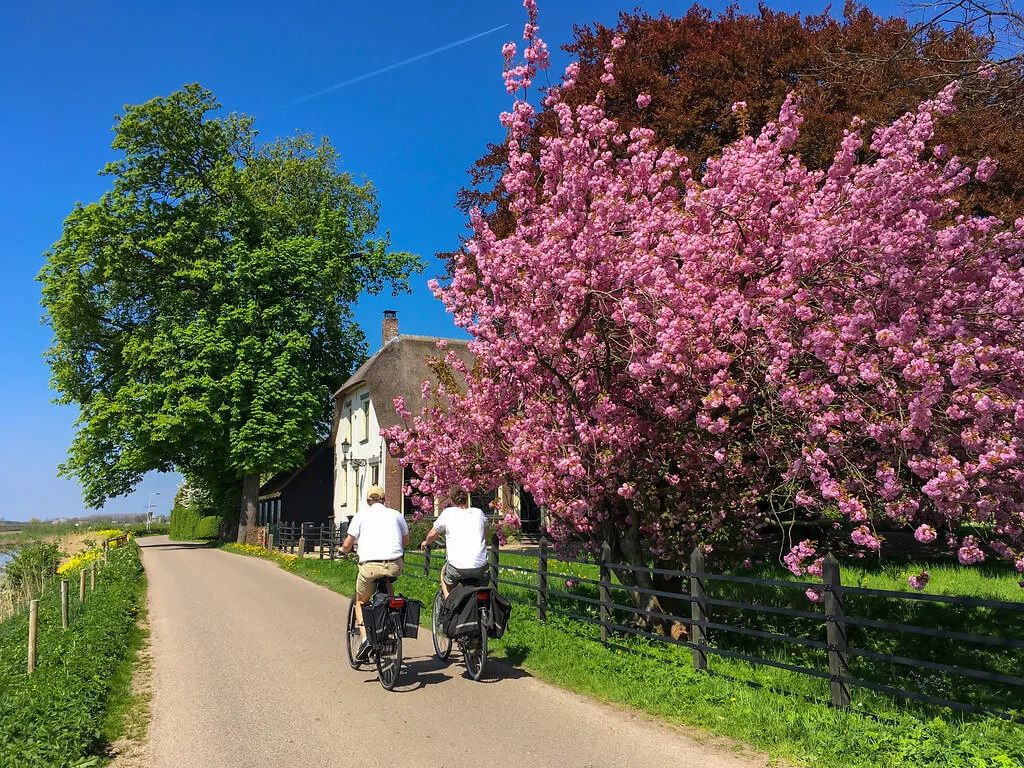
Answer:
371;463;380;486
361;395;371;442
344;401;352;443
339;465;348;506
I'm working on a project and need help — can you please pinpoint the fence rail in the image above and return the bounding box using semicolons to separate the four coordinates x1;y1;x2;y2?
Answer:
404;536;1023;723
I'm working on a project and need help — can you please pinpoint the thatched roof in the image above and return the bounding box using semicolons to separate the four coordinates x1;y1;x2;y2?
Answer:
332;335;474;436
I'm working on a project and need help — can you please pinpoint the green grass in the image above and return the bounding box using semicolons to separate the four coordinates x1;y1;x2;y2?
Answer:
222;544;1024;768
101;574;150;751
0;543;147;767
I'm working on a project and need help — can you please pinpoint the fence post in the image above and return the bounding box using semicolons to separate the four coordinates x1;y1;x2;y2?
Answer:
822;552;851;709
599;541;612;644
690;547;708;671
90;564;96;591
60;580;69;629
79;569;86;602
103;540;109;564
319;525;325;559
27;599;38;674
423;544;431;577
297;536;305;558
488;532;500;587
537;537;548;622
266;533;274;553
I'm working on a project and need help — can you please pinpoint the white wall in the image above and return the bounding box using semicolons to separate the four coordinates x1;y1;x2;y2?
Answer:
333;387;385;526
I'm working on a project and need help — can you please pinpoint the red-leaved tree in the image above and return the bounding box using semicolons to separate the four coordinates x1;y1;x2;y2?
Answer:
386;1;1024;591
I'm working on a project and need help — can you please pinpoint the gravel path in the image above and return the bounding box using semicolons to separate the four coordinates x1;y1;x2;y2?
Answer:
141;536;768;768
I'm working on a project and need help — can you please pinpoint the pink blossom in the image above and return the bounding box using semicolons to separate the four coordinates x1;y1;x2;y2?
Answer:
957;535;986;565
976;157;998;182
636;92;652;109
611;34;626;49
914;524;938;544
851;526;881;551
908;570;930;590
384;0;1024;573
805;589;823;603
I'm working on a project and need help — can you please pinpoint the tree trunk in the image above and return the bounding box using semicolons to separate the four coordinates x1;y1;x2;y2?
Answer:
606;502;691;637
236;473;259;544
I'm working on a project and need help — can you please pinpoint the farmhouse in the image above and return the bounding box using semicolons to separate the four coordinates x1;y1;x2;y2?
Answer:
329;310;476;523
259;310;545;532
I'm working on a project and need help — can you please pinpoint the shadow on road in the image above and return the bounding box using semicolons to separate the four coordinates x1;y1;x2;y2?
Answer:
137;541;217;551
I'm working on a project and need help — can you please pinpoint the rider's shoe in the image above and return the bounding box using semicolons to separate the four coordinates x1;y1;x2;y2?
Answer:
355;640;371;662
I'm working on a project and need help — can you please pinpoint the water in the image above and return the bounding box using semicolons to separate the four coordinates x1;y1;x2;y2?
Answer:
0;551;11;570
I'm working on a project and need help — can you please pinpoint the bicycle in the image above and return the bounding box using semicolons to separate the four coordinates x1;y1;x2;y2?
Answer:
431;584;490;681
344;576;404;690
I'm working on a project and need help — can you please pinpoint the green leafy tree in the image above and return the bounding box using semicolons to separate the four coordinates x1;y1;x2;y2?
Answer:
39;85;421;543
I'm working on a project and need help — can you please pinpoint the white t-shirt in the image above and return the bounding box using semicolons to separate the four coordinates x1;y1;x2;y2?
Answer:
433;506;488;569
347;503;408;562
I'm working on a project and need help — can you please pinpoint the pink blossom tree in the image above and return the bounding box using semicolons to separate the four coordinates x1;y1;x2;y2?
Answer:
386;1;1024;589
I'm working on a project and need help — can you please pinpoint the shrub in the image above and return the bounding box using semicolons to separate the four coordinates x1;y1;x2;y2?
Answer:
56;548;102;577
169;504;202;540
0;542;144;767
3;541;61;590
406;518;434;549
194;515;221;540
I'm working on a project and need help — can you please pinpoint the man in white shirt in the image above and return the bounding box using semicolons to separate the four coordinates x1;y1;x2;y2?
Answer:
419;487;489;598
341;485;409;661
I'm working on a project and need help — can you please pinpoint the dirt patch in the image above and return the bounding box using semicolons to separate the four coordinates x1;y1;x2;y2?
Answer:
108;614;154;768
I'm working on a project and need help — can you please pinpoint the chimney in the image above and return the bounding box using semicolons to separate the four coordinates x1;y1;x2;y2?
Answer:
382;310;399;348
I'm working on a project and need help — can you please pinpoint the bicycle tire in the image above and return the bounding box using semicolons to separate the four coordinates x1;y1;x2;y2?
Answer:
465;608;488;681
432;590;452;661
376;614;403;690
344;600;364;670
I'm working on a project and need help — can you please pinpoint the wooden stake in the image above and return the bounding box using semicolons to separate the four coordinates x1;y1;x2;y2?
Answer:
61;580;69;629
27;599;38;674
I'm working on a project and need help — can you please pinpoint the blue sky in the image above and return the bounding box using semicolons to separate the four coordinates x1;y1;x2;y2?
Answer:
0;0;898;520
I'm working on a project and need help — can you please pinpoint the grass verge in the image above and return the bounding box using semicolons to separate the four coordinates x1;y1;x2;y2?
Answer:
101;578;152;767
0;542;146;768
221;545;1023;768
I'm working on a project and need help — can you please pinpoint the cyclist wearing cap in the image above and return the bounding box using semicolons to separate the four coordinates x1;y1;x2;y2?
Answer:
419;487;489;598
341;485;409;662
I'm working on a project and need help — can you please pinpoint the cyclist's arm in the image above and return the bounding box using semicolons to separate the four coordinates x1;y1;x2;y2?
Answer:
340;534;356;555
420;526;441;550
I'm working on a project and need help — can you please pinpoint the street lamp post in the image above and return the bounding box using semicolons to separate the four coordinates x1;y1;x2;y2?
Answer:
146;492;161;532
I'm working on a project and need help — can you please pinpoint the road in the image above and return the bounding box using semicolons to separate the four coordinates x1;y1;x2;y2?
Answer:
140;536;766;768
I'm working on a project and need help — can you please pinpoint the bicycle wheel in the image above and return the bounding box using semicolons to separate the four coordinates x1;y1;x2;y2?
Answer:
376;614;403;690
432;590;452;661
464;608;488;681
344;600;364;669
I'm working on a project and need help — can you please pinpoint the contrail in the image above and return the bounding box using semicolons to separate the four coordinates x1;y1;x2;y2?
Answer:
297;23;509;102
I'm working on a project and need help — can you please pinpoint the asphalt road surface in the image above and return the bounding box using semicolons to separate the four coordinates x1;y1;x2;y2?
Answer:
140;536;767;768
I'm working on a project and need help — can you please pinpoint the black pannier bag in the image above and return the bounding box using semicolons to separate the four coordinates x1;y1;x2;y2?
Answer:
488;591;512;639
401;597;422;639
443;585;485;638
361;592;391;645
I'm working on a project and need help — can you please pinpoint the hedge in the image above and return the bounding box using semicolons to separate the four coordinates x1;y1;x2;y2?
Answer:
0;543;145;767
194;515;221;539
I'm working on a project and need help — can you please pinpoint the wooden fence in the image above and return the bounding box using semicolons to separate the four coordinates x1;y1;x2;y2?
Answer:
21;536;129;675
400;536;1024;723
269;521;348;559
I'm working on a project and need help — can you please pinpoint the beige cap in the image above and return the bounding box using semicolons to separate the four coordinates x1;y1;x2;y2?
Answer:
367;485;386;500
